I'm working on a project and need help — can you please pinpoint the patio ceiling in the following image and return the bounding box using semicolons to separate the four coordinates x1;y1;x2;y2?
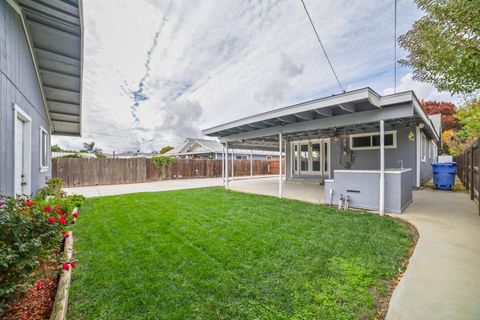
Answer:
12;0;83;136
203;88;440;150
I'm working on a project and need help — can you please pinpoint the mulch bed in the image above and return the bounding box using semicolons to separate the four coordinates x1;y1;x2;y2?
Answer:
2;265;59;320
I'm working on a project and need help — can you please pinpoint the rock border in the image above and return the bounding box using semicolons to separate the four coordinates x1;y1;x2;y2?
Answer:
49;207;76;320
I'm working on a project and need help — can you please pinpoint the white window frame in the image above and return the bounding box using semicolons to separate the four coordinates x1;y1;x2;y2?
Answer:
349;130;397;150
421;132;427;162
290;139;331;178
39;126;49;172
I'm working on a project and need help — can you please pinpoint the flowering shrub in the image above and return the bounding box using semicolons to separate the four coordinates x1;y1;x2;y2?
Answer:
0;186;85;312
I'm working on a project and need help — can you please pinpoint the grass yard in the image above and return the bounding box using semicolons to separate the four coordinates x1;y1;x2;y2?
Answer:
68;188;414;320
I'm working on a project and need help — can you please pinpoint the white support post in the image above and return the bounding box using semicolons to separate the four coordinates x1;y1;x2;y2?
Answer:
379;120;385;216
250;149;253;178
279;132;283;198
231;149;234;179
222;144;225;186
225;142;229;189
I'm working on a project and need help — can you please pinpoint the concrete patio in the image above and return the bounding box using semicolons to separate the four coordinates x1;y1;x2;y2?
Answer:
65;176;480;319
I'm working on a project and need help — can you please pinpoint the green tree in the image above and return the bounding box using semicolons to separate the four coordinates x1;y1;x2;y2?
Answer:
83;142;95;153
456;98;480;140
51;144;62;152
398;0;480;94
159;146;174;154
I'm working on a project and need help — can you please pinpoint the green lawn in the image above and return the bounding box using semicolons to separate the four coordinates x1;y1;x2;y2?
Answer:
69;188;414;320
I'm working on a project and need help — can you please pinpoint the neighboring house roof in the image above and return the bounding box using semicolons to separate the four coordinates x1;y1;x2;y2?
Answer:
9;0;84;136
165;138;279;156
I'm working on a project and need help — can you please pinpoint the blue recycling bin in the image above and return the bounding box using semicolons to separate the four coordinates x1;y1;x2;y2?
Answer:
431;162;457;191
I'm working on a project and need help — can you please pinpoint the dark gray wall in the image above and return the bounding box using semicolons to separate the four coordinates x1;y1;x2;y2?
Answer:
0;2;51;195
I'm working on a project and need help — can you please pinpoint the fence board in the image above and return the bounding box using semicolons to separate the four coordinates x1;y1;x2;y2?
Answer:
455;138;480;215
53;158;280;187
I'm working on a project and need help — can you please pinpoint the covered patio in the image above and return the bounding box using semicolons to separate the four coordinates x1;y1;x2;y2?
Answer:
204;88;441;214
229;176;324;204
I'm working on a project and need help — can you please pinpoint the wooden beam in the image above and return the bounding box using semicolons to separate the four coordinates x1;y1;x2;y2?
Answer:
277;115;297;123
339;103;355;113
295;112;315;120
314;108;333;117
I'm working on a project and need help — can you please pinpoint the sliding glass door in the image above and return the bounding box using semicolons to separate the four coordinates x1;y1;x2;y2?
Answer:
291;139;330;177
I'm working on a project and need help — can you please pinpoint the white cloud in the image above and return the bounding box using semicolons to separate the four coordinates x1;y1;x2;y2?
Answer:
383;73;457;102
53;0;448;153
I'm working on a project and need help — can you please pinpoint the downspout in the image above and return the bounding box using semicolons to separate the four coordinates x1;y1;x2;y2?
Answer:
416;125;421;187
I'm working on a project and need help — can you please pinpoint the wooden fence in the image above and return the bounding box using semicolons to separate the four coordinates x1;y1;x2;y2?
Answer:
456;138;480;215
52;158;283;187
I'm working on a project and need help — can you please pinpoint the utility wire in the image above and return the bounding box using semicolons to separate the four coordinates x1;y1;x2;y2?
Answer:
299;0;345;93
394;0;397;93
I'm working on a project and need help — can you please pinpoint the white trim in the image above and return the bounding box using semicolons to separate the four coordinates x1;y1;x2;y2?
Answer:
13;103;32;195
334;168;412;174
39;126;49;172
290;138;330;177
6;0;21;13
416;126;421;187
420;132;427;162
349;130;397;150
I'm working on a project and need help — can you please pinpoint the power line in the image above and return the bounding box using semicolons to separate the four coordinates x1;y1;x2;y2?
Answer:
394;0;397;93
299;0;345;93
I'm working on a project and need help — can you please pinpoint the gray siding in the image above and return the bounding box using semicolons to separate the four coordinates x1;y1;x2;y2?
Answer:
286;127;419;187
0;2;51;196
418;130;436;185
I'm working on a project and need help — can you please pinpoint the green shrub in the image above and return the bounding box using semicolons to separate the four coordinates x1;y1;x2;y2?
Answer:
152;156;176;168
0;190;86;313
37;178;64;200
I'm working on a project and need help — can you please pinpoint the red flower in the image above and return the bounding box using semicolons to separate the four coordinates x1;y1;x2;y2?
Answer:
70;262;76;268
73;212;79;219
58;216;67;225
48;217;56;223
0;201;6;206
62;263;70;271
26;199;34;207
44;205;53;212
36;280;42;290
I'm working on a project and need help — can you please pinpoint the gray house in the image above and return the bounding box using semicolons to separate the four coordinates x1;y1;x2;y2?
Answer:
0;0;83;195
165;138;279;160
204;88;440;214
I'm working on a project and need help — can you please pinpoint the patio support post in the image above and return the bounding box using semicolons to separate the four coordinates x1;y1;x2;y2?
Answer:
222;144;225;186
231;149;234;179
279;132;283;198
250;149;253;178
225;142;229;189
379;120;385;216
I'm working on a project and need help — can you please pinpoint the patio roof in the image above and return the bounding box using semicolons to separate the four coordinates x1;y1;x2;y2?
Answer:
8;0;84;136
203;88;439;150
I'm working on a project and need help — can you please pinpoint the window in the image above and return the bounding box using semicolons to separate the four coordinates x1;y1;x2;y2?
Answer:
421;132;427;162
40;127;49;171
235;155;247;160
312;143;321;172
300;144;309;171
350;131;397;150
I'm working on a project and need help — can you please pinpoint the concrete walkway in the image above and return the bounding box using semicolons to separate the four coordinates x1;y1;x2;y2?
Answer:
386;189;480;320
64;177;223;197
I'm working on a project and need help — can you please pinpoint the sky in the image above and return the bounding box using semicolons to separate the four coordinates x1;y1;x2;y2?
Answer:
52;0;456;153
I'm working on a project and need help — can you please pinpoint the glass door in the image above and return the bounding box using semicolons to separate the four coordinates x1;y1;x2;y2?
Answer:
291;139;330;177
